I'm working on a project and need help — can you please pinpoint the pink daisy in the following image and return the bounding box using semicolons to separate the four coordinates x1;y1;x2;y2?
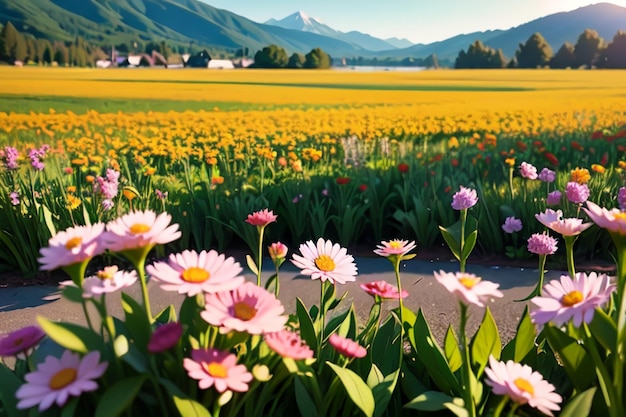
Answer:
80;267;137;298
0;326;45;357
291;238;358;285
39;223;106;271
147;250;245;296
103;210;181;252
434;270;503;308
360;280;408;299
584;201;626;235
202;282;287;334
485;356;562;416
264;330;314;360
530;272;615;328
245;209;277;227
535;209;592;236
373;239;416;257
184;348;252;393
328;333;367;358
15;350;108;411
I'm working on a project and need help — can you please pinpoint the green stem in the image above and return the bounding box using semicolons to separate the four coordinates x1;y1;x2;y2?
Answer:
612;238;626;409
256;226;265;287
564;235;577;279
506;403;519;417
509;167;514;201
493;395;509;417
460;208;467;273
393;259;405;332
134;258;152;322
81;300;95;332
516;254;547;302
459;303;476;417
318;281;327;358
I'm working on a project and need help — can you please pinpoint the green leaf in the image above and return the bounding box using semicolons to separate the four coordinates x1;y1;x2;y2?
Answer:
444;326;462;372
121;292;151;350
470;307;501;375
372;369;400;417
404;390;455;411
295;377;319;417
154;305;177;324
60;397;79;417
113;334;149;373
246;254;259;276
61;285;83;303
461;230;478;260
0;364;29;417
588;308;617;353
544;325;595;391
559;387;597;417
37;316;102;353
412;310;459;394
173;396;212;417
94;376;147;417
502;306;536;362
439;225;461;261
264;273;279;294
40;204;57;236
327;362;375;417
296;298;317;353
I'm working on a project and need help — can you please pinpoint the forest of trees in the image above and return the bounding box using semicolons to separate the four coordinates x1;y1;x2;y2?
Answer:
252;45;332;69
456;29;626;69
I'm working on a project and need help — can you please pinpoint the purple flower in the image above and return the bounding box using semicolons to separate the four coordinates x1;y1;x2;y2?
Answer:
451;186;478;210
10;191;20;206
546;190;562;206
3;146;19;170
502;216;522;233
618;187;626;211
148;322;183;353
27;145;48;171
527;233;558;255
0;326;45;356
155;189;168;200
102;199;114;211
519;162;538;180
565;181;590;204
538;168;556;183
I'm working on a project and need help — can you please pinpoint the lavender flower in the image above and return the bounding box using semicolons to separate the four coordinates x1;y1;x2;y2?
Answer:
546;190;562;206
618;187;626;211
502;216;523;233
10;191;20;206
451;186;478;210
538;167;556;183
27;145;49;171
519;162;538;180
155;189;168;200
527;233;558;255
3;146;19;170
102;199;114;211
565;181;590;204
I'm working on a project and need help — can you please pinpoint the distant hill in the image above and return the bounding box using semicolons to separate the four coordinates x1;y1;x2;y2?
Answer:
265;11;403;51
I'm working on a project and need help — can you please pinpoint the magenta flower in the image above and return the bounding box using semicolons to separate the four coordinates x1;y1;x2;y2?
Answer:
584;201;626;235
265;330;314;360
546;190;562;206
9;191;20;206
451;186;478;210
538;167;556;183
291;238;358;285
38;223;106;271
245;209;277;227
2;146;19;170
202;282;287;334
484;356;562;416
565;181;589;204
619;187;626;211
15;351;108;411
434;270;503;308
501;216;522;233
104;210;181;252
147;250;245;297
148;322;183;353
184;348;252;393
155;189;168;200
0;326;45;357
535;209;592;236
519;162;538;180
373;239;416;257
329;333;367;358
530;272;615;328
527;233;558;255
360;280;408;299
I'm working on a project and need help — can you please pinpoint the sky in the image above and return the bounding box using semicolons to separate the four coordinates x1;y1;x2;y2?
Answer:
200;1;626;44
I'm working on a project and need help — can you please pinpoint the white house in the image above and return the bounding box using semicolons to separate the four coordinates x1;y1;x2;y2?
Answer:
208;59;235;69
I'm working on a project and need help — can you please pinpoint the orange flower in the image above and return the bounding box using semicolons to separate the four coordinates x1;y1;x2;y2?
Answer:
66;186;76;193
570;167;591;184
505;158;515;167
212;176;224;185
618;161;626;170
591;164;605;174
85;175;95;183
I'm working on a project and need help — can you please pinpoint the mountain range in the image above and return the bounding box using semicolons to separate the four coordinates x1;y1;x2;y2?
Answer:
1;0;625;61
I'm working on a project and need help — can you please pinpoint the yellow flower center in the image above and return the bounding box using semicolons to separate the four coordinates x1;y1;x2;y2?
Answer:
233;302;257;321
204;362;227;378
562;290;583;306
614;212;626;221
64;237;82;250
129;223;151;234
514;377;535;395
389;241;402;249
458;275;480;289
49;368;77;390
97;266;118;280
315;255;335;272
181;267;210;283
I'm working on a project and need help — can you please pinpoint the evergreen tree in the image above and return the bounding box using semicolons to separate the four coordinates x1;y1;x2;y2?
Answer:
0;21;23;63
515;33;553;68
287;52;305;68
53;42;69;66
597;31;626;68
455;41;507;68
550;42;575;69
304;48;331;69
253;44;288;68
573;29;603;68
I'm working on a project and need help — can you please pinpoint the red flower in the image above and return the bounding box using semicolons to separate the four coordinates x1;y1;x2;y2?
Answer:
336;177;351;185
397;163;409;173
358;184;367;192
591;130;604;140
600;152;608;166
451;158;459;167
516;141;528;152
543;151;559;167
570;141;584;152
444;186;452;193
533;140;544;148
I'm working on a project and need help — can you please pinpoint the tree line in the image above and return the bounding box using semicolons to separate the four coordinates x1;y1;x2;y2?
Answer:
252;44;331;69
456;29;626;69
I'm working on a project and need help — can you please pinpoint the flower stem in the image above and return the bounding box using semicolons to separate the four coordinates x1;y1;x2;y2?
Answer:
134;258;153;322
493;395;509;417
612;237;626;409
459;303;476;417
564;235;576;279
256;226;265;287
460;208;467;273
516;254;546;302
393;259;405;332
